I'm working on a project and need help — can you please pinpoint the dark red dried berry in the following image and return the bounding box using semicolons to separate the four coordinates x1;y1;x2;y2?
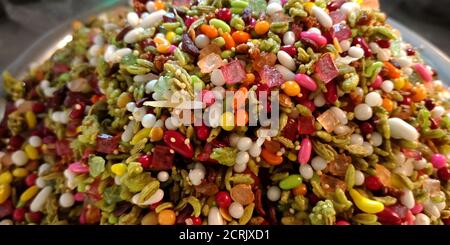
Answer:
406;48;416;56
216;8;232;22
437;167;450;182
359;122;374;135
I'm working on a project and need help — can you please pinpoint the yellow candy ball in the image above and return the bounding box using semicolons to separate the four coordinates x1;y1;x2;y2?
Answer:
282;81;301;97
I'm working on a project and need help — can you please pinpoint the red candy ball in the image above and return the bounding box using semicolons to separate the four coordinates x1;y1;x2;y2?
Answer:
365;176;383;191
216;8;232;22
138;154;152;169
215;191;232;209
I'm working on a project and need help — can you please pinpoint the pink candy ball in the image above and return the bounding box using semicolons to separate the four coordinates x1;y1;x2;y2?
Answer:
336;220;351;225
410;203;423;214
431;154;447;169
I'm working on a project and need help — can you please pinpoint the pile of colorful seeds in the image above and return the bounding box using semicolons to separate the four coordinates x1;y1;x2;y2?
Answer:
1;0;450;225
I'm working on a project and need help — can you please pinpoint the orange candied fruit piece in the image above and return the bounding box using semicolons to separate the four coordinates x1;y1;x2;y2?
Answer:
221;32;236;50
154;0;165;10
382;97;394;112
254;20;270;35
231;31;251;44
261;148;283;166
200;24;219;39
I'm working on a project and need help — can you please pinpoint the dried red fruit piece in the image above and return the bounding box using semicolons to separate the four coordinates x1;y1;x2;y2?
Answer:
330;23;352;42
315;53;339;84
259;65;284;88
221;60;246;85
150;145;174;170
298;116;315;135
95;134;119;154
377;206;402;225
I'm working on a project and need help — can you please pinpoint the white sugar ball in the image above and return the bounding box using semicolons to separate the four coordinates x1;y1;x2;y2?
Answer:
354;103;373;121
237;137;252;151
267;186;281;202
311;156;327;171
12;150;28;166
299;164;313;180
59;192;75;208
142;113;156;128
28;136;42;147
365;92;382;107
157;171;169;182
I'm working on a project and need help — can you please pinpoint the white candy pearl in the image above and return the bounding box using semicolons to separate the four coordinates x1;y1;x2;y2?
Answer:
28;136;42;147
12;150;28;166
340;40;351;52
314;94;326;107
299;164;313;180
157;171;169;182
132;107;147;122
415;213;430;225
211;69;226;86
283;31;296;45
127;12;140;27
30;186;52;212
400;188;415;209
365;92;382;107
59;192;75;208
189;168;205;186
141;113;156;128
308;27;321;35
208;207;224;225
266;2;283;16
267;186;281;202
237;137;252;151
236;151;249;165
234;161;248;174
124;27;145;43
431;106;445;119
165;116;180;130
249;143;262;157
333;125;351;135
311;156;327;171
362;142;373;155
0;219;13;225
275;64;295;81
228;202;244;219
146;1;155;12
39;163;51;176
350;134;364;146
312;6;332;29
145;80;157;94
388;118;419;141
354;170;365;186
126;102;136;112
370;132;383;147
348;46;364;59
414;158;427;170
330;107;348;125
195;34;210;49
35;177;47;188
340;2;360;15
381;80;394;93
277;50;296;71
354;103;373;121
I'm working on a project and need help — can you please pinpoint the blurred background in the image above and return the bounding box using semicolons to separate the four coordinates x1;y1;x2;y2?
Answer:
0;0;449;71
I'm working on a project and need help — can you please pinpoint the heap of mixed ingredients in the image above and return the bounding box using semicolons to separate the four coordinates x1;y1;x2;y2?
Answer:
1;0;450;225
